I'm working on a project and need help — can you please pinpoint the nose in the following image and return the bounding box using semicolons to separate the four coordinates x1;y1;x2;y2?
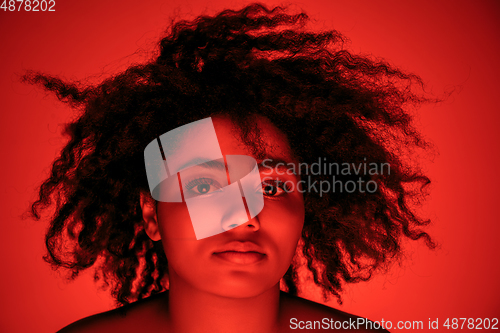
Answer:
242;215;261;231
221;200;261;232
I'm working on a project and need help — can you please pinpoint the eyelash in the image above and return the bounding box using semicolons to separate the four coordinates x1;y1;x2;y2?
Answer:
184;177;220;193
261;179;292;198
184;177;292;198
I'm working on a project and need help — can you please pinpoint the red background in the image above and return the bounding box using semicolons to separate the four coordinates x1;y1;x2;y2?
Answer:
1;0;499;332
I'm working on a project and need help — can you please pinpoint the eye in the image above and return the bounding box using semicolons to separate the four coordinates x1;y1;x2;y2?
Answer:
260;179;291;198
185;178;222;196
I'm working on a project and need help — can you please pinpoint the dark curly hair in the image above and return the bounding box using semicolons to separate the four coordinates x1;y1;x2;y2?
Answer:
25;3;435;306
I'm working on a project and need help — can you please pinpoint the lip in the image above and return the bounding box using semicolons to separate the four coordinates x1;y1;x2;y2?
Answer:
213;251;266;264
213;241;266;264
213;241;265;254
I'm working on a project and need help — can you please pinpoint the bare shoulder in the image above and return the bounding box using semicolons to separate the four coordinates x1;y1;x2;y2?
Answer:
57;292;169;333
279;292;390;332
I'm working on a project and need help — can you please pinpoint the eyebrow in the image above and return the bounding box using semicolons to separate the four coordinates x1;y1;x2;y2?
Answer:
177;158;226;172
258;158;295;173
177;157;294;175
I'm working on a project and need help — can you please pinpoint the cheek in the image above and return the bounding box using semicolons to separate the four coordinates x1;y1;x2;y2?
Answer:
156;202;199;265
156;202;196;239
262;195;305;259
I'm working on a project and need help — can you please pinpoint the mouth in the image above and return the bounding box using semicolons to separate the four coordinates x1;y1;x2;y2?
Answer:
213;241;266;264
213;251;266;264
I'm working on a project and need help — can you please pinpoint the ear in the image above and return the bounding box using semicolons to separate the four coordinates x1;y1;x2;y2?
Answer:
140;191;161;241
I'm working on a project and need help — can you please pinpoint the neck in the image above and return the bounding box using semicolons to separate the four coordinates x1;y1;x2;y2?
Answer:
163;271;281;333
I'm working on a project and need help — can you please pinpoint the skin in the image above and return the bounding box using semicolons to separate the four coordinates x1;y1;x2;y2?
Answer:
58;116;387;332
151;116;305;300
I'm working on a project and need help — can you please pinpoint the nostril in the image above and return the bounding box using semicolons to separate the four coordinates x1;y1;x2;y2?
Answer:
221;212;247;231
248;220;260;230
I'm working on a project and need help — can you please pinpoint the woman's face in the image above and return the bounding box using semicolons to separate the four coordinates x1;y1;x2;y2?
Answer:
150;116;305;298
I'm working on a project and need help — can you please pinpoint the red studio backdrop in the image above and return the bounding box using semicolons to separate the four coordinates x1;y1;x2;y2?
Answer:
1;1;499;332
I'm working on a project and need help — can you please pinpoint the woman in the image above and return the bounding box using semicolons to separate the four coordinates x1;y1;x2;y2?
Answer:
26;3;434;332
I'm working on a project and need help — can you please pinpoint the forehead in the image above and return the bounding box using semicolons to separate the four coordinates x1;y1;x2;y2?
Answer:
211;116;293;162
156;116;295;177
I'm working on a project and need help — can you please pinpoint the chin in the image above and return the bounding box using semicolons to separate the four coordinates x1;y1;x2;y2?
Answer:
206;276;278;299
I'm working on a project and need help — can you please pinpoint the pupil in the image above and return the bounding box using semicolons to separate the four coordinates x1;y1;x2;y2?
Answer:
198;184;210;193
264;185;277;196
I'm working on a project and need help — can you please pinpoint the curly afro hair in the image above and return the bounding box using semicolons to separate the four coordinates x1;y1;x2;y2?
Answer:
25;3;435;306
